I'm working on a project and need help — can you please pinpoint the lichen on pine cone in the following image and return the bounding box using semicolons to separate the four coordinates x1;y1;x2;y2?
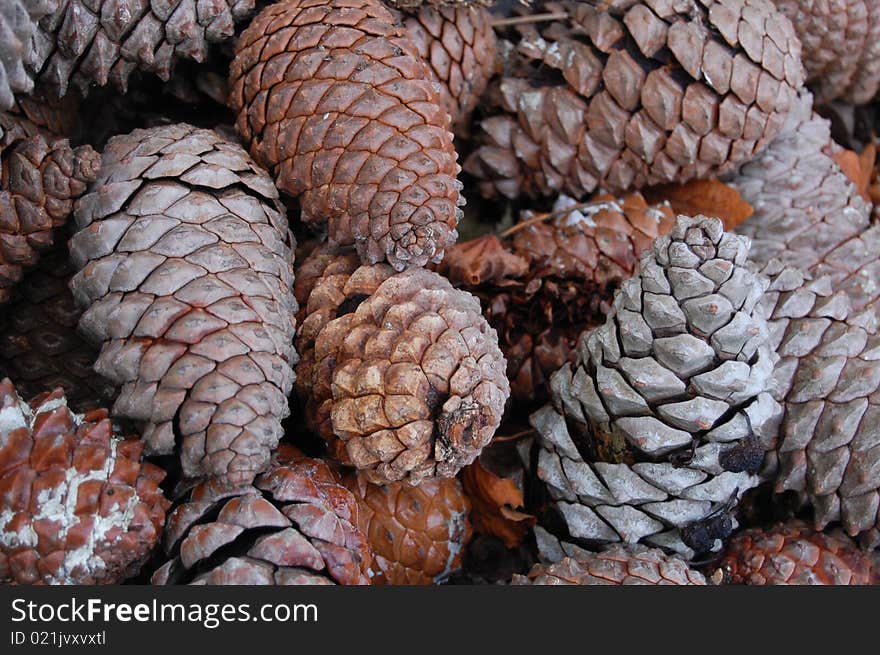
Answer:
0;0;57;110
774;0;880;104
718;521;876;584
0;379;169;584
68;124;297;489
153;446;371;585
1;122;100;304
228;0;464;271
465;0;805;200
532;215;781;558
728;91;871;272
438;192;676;405
24;0;255;97
392;3;498;132
338;472;471;584
295;245;509;485
512;544;706;585
0;242;114;411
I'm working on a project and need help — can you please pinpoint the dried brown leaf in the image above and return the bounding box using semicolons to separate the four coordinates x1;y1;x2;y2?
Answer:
646;179;754;231
460;455;534;548
437;234;529;286
832;144;874;201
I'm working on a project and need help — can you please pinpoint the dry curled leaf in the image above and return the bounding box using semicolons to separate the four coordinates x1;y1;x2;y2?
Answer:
831;143;875;201
438;235;529;286
645;179;754;231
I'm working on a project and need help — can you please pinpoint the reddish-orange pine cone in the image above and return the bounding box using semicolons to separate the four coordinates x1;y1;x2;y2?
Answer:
229;0;465;271
339;471;471;584
719;521;877;584
295;245;510;485
0;379;169;585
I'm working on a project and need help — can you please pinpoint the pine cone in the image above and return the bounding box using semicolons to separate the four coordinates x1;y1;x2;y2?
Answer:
338;472;471;584
439;193;676;405
1;127;100;304
25;0;255;97
385;1;494;8
758;261;880;546
718;521;876;584
295;246;509;485
0;0;57;109
465;0;805;199
6;89;79;140
393;4;498;132
532;215;781;558
512;544;706;585
68;124;297;489
153;446;371;585
228;0;464;271
0;379;169;584
0;242;114;411
729;91;871;272
774;0;880;104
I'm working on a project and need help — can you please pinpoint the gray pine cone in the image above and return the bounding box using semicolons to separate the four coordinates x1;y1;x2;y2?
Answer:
0;0;57;110
69;123;297;489
532;215;780;558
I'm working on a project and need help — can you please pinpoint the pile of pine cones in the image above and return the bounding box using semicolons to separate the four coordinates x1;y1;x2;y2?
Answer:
2;0;880;586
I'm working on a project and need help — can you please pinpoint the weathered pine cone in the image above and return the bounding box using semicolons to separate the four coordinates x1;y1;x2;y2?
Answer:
774;0;880;104
728;91;871;272
393;4;498;132
25;0;255;97
338;472;471;584
0;241;114;411
0;0;57;110
465;0;805;200
1;125;100;304
295;245;509;485
385;1;494;8
69;124;297;489
153;446;371;585
229;0;464;271
0;379;169;585
532;215;781;558
718;521;876;584
512;544;706;585
758;261;880;546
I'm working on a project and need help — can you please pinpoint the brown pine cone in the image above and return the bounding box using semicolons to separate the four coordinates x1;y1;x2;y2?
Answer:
0;242;114;411
5;89;78;140
25;0;255;97
69;124;297;489
0;126;100;304
338;472;471;584
729;91;871;272
393;4;498;132
465;0;805;199
512;544;706;585
152;446;371;585
295;246;509;485
718;521;876;584
0;380;169;585
229;0;464;271
775;0;880;104
385;1;494;7
438;192;675;405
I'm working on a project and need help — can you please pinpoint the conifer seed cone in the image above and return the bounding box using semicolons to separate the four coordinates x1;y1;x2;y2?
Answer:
718;521;876;584
229;0;464;271
338;472;471;584
0;380;169;585
0;0;57;110
466;0;805;199
296;246;509;485
153;446;371;585
69;124;297;489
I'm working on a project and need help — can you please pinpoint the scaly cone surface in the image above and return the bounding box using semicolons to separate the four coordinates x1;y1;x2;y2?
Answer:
228;0;464;271
338;471;471;584
295;246;509;485
774;0;880;104
532;215;780;559
0;379;169;585
512;544;706;585
68;124;297;489
24;0;255;97
718;521;876;584
0;0;58;110
465;0;805;200
393;4;498;132
153;446;372;585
